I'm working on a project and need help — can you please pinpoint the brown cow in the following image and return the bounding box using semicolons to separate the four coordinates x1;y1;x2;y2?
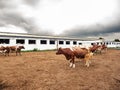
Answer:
0;45;6;55
89;44;107;54
0;46;10;56
56;47;75;67
9;45;25;56
4;46;11;56
56;47;93;68
89;44;100;53
72;46;93;67
101;44;107;52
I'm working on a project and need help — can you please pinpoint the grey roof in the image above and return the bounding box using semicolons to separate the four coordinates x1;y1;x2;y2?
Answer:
0;32;101;41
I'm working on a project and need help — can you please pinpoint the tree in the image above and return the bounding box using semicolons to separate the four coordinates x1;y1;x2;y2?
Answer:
99;37;104;39
114;39;120;42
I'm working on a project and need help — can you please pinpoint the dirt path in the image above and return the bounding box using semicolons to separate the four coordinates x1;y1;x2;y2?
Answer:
0;49;120;90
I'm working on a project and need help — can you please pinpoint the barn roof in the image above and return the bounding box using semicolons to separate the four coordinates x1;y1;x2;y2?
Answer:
0;32;102;41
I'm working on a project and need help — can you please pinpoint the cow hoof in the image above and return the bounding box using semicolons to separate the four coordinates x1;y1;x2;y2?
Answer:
72;64;75;68
86;64;90;67
85;64;89;67
69;63;73;67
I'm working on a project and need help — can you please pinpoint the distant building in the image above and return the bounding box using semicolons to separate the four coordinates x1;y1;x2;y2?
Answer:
1;32;116;50
105;41;120;48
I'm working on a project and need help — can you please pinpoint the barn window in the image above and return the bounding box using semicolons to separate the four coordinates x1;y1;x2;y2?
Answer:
101;42;103;45
112;42;115;45
106;42;109;45
28;40;36;44
73;41;77;45
0;39;10;44
97;42;99;45
79;43;82;45
49;40;55;44
40;40;47;44
16;39;25;44
109;42;112;45
66;41;70;45
91;43;94;45
59;41;64;44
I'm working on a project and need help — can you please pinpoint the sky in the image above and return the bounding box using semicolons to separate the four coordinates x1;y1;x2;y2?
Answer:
0;0;120;40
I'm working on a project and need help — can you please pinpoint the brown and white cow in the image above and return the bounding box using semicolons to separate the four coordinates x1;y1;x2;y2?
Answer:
56;46;93;68
89;43;107;54
9;45;25;56
0;46;10;56
0;45;6;55
101;44;107;52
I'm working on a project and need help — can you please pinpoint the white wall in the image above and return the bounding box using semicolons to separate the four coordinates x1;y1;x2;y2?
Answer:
0;37;106;50
106;42;120;48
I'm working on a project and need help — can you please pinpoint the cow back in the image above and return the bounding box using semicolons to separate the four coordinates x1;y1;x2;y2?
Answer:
72;46;89;58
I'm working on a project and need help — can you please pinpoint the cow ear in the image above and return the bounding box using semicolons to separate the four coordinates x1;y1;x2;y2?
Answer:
59;47;62;50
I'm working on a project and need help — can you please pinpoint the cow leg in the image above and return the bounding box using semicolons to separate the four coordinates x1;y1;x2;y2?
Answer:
86;60;90;67
84;56;90;67
19;52;21;56
4;50;9;56
72;56;75;68
69;61;73;67
16;51;18;56
69;61;75;68
105;48;107;52
72;63;75;68
69;56;75;68
85;52;93;67
6;52;9;56
18;50;22;56
84;59;89;67
72;57;75;68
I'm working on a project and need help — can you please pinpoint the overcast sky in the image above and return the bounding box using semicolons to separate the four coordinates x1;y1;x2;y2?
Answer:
0;0;120;40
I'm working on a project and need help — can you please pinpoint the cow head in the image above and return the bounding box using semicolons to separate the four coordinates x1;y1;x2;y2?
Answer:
56;47;63;55
19;46;25;49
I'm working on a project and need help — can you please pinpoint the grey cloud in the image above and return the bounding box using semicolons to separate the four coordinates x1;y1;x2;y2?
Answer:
0;8;53;35
0;11;37;34
0;0;44;34
61;21;120;38
23;0;63;6
0;0;120;40
0;0;37;34
0;0;9;8
0;0;17;9
0;0;5;8
0;12;27;28
23;0;40;6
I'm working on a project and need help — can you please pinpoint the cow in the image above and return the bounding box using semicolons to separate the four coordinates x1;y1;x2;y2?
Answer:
0;45;6;55
9;45;25;56
0;46;10;56
101;44;107;52
56;47;93;68
72;46;93;67
89;43;107;54
89;44;100;53
4;46;11;56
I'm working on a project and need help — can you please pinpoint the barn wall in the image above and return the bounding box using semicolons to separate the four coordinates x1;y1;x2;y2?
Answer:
1;36;113;50
105;41;120;48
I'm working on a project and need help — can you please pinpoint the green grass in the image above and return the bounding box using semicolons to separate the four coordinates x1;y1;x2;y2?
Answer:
22;49;57;52
108;47;120;50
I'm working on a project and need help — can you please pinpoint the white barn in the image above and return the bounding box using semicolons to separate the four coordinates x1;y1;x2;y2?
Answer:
105;41;120;48
0;32;105;51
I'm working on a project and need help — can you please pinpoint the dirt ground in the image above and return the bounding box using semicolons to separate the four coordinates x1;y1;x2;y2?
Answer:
0;49;120;90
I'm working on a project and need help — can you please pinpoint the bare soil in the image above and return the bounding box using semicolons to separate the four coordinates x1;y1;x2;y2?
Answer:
0;49;120;90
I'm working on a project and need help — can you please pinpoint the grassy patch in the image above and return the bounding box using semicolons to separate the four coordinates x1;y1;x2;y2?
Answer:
22;49;57;52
